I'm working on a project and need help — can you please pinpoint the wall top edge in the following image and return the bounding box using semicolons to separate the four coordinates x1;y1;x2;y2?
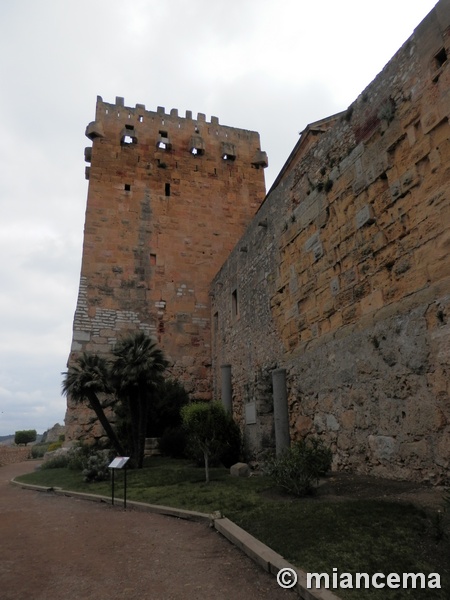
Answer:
95;95;259;135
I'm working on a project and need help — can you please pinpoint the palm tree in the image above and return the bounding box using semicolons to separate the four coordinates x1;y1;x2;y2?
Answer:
62;353;124;456
111;332;168;468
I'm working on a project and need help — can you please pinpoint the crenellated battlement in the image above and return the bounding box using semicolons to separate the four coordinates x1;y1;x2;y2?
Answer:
85;95;268;178
99;95;222;126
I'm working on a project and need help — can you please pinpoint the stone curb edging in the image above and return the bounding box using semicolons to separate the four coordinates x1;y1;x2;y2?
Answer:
215;517;340;600
11;478;340;600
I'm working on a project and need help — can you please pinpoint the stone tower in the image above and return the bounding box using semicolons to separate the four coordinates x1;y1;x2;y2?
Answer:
65;96;267;442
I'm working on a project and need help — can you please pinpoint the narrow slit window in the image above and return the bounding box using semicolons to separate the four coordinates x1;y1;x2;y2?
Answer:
165;183;171;197
232;289;238;318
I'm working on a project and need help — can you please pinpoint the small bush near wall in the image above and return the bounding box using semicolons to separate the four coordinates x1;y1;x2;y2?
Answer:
40;453;71;470
158;427;187;458
47;440;63;452
265;437;332;497
81;451;112;482
31;443;51;458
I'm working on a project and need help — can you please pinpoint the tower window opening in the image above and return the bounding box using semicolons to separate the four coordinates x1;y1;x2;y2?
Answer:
122;135;134;144
138;115;143;122
435;48;447;69
125;124;134;130
232;289;239;318
191;147;205;156
157;130;170;150
124;183;131;191
165;183;171;197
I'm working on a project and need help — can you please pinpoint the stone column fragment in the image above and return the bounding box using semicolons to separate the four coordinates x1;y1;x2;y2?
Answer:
272;368;290;455
221;364;232;413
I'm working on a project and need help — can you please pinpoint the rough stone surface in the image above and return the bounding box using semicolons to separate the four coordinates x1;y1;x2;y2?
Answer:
0;447;30;467
65;100;267;442
230;462;251;477
212;2;450;483
64;3;450;483
42;423;66;443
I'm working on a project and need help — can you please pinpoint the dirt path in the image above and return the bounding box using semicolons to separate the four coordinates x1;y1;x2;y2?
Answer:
0;461;296;600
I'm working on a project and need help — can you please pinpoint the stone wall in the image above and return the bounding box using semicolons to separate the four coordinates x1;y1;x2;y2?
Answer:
0;446;31;467
65;97;267;442
212;0;450;483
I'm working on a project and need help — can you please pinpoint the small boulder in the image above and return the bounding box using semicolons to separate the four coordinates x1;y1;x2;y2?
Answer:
230;462;250;477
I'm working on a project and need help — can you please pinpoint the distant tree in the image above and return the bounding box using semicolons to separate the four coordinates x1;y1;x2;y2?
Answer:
111;332;168;468
181;402;238;483
61;353;124;456
14;429;36;446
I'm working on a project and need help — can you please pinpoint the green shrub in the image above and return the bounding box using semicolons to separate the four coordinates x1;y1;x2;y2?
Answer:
31;443;50;458
158;427;187;458
40;453;70;469
146;379;190;437
217;417;242;468
66;442;93;471
82;451;112;482
182;402;242;482
47;440;63;452
265;437;332;497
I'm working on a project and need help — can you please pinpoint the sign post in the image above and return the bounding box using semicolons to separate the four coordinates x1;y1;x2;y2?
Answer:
108;457;130;509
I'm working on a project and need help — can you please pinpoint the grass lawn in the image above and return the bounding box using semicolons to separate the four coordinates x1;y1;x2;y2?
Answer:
17;458;449;599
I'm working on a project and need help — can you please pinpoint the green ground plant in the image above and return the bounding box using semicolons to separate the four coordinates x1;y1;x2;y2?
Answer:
30;443;50;458
265;437;332;497
47;440;63;452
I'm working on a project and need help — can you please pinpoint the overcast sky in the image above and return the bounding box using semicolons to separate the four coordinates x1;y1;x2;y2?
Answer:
0;0;438;436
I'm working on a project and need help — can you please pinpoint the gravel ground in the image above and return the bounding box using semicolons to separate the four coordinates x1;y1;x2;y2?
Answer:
0;461;297;600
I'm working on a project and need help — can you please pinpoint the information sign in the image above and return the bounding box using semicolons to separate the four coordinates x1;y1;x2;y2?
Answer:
109;457;130;469
109;457;130;508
